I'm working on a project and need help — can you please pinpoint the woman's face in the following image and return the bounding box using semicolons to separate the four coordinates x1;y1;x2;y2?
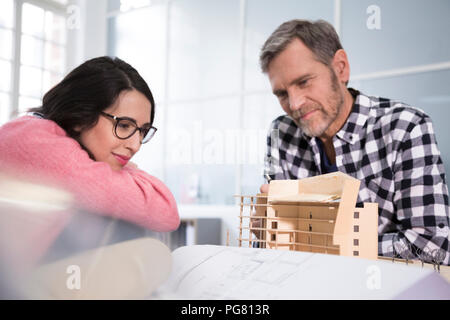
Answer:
78;89;152;171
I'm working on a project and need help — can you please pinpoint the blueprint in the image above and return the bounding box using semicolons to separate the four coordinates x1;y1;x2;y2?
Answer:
154;245;450;299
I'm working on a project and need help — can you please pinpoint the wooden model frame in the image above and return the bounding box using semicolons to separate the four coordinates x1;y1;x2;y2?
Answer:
237;172;379;260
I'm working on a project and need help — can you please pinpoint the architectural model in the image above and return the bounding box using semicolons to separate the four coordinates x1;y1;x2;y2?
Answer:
236;172;379;260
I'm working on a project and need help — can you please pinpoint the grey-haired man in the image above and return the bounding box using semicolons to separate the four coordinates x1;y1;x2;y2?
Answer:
258;19;449;265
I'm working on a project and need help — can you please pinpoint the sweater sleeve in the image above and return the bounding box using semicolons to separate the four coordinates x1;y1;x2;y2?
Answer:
0;117;180;232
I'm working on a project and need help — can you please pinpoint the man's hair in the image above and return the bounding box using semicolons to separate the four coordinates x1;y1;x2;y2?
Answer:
30;56;155;140
260;19;343;73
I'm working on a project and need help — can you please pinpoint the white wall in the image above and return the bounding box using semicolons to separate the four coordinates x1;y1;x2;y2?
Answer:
66;0;107;71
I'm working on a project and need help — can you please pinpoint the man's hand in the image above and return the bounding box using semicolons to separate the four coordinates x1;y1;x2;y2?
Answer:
260;183;269;193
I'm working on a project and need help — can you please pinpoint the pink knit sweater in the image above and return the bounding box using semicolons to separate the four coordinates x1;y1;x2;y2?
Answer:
0;116;180;233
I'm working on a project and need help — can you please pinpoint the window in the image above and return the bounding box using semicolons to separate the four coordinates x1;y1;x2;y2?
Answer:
0;0;68;125
0;0;14;124
19;2;67;113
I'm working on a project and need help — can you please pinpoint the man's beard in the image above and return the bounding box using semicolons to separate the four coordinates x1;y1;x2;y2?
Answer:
292;69;344;137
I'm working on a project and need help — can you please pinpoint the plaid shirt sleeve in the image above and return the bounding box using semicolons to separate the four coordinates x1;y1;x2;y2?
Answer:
263;116;289;180
379;111;450;265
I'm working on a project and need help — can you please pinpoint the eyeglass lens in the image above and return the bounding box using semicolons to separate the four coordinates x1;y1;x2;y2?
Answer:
115;119;153;142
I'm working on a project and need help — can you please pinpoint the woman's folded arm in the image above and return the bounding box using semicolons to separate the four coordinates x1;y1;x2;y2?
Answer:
0;116;180;232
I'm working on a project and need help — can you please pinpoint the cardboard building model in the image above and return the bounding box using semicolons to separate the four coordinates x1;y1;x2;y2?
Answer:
236;172;379;260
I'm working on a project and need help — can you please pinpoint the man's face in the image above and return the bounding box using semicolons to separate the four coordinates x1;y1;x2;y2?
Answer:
267;38;345;138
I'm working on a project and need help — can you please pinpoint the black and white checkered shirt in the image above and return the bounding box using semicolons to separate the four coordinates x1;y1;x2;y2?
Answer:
264;88;450;265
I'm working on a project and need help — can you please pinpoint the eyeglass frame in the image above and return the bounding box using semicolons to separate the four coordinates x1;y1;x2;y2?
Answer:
100;111;157;144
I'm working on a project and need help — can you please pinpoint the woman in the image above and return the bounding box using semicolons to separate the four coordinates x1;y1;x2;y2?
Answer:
0;57;180;233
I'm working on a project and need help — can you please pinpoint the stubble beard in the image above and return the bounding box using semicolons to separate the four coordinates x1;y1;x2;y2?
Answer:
294;69;344;137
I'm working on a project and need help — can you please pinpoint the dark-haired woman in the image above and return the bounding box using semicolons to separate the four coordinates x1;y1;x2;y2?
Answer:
0;57;180;236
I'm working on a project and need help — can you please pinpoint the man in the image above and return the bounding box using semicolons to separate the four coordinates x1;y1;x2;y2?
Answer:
258;19;449;265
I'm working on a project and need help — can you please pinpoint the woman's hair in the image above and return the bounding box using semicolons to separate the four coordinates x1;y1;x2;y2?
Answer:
30;56;155;139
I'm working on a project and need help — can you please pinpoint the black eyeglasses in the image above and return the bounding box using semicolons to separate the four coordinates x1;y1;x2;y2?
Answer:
100;112;157;144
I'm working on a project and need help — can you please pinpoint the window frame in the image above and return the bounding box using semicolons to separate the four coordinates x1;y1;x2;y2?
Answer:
8;0;68;121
